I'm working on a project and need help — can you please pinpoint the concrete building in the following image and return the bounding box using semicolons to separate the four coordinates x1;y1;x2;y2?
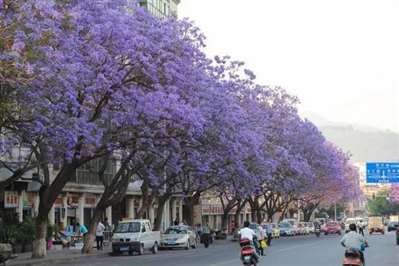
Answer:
139;0;180;18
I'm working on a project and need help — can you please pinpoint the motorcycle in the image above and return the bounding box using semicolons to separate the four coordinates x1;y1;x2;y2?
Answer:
240;238;258;266
315;228;320;237
202;233;211;248
342;248;363;266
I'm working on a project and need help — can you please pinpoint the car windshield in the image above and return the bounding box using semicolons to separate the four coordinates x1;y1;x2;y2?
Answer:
165;228;187;234
279;223;292;228
114;222;141;233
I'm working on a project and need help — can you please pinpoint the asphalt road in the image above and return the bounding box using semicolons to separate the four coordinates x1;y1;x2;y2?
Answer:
59;232;399;266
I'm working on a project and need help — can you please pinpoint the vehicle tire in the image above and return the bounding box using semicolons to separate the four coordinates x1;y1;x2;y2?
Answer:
338;231;342;235
152;243;158;254
138;244;144;255
128;251;133;256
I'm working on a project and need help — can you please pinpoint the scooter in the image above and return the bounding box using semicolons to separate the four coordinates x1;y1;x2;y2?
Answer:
239;238;258;266
202;233;210;248
315;228;320;237
342;248;363;266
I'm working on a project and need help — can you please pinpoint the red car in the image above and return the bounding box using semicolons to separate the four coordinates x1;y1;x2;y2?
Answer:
322;222;342;235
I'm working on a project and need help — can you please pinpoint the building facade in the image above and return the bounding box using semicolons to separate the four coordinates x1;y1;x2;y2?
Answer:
139;0;180;18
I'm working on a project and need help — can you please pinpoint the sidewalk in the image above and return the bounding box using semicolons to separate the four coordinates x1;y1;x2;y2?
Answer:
8;247;110;266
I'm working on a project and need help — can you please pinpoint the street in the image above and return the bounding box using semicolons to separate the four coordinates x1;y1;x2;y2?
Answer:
57;232;399;266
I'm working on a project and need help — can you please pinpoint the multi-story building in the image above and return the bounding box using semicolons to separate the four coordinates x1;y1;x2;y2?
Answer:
139;0;180;18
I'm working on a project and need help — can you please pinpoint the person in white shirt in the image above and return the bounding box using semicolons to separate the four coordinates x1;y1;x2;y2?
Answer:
341;224;367;264
239;221;260;258
96;221;106;250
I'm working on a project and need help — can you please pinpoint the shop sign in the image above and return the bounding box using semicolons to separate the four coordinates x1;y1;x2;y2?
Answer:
4;191;19;208
67;195;79;207
85;196;96;208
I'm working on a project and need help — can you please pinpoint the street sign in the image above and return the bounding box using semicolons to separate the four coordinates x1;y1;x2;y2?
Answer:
366;162;399;183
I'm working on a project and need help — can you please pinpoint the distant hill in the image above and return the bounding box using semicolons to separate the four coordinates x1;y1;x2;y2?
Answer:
304;113;399;162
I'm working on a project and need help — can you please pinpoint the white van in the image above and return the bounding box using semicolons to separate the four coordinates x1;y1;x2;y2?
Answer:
111;219;160;256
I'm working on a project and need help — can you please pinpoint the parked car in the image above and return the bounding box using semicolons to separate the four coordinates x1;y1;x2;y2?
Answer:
368;216;384;234
305;222;315;234
279;222;295;236
112;219;160;255
298;222;308;235
160;226;197;250
177;225;200;243
322;221;342;235
282;219;301;235
387;221;399;232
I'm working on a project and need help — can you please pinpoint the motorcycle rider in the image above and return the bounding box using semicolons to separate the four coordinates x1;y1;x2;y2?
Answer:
239;221;260;260
340;223;367;265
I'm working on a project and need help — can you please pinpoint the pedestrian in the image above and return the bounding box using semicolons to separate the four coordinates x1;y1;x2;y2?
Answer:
76;222;88;237
96;221;106;250
258;224;266;256
265;223;273;246
103;217;111;231
174;218;179;226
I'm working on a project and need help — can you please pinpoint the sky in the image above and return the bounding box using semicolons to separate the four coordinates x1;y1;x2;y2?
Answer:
179;0;399;133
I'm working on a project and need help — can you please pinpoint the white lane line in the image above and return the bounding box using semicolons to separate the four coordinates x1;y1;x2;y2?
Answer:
273;241;323;253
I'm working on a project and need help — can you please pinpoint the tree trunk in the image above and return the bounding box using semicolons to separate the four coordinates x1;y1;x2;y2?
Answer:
153;196;168;231
303;209;313;222
82;208;103;254
32;217;47;258
221;212;229;231
32;163;78;259
184;193;201;226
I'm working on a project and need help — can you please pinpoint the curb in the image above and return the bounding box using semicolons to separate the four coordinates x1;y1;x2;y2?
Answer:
8;252;103;266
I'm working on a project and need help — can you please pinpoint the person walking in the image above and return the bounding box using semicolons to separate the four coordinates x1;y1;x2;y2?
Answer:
258;224;266;256
96;221;106;250
265;223;273;246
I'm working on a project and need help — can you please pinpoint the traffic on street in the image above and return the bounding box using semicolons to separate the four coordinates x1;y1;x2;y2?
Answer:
1;1;399;266
54;230;399;266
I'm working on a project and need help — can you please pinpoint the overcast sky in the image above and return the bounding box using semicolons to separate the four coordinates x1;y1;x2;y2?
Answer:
179;0;399;133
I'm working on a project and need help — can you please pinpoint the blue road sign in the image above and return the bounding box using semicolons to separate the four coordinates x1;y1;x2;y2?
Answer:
366;162;399;183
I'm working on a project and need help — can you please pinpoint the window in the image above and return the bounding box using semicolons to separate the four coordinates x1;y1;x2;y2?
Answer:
74;158;116;185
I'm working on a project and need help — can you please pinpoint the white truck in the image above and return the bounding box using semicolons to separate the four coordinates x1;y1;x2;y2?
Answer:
111;219;160;256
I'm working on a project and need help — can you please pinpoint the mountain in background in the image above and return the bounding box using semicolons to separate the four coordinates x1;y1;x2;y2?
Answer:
303;112;399;162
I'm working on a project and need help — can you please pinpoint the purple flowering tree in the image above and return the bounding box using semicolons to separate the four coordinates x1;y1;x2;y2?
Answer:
0;0;209;257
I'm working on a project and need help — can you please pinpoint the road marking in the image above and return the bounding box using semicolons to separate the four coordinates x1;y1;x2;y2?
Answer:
273;240;325;253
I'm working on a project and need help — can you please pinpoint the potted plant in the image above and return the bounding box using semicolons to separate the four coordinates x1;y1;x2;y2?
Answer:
19;218;35;252
12;229;23;254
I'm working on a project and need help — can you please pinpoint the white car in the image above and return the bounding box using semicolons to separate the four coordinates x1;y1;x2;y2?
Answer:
112;219;160;255
161;226;197;250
